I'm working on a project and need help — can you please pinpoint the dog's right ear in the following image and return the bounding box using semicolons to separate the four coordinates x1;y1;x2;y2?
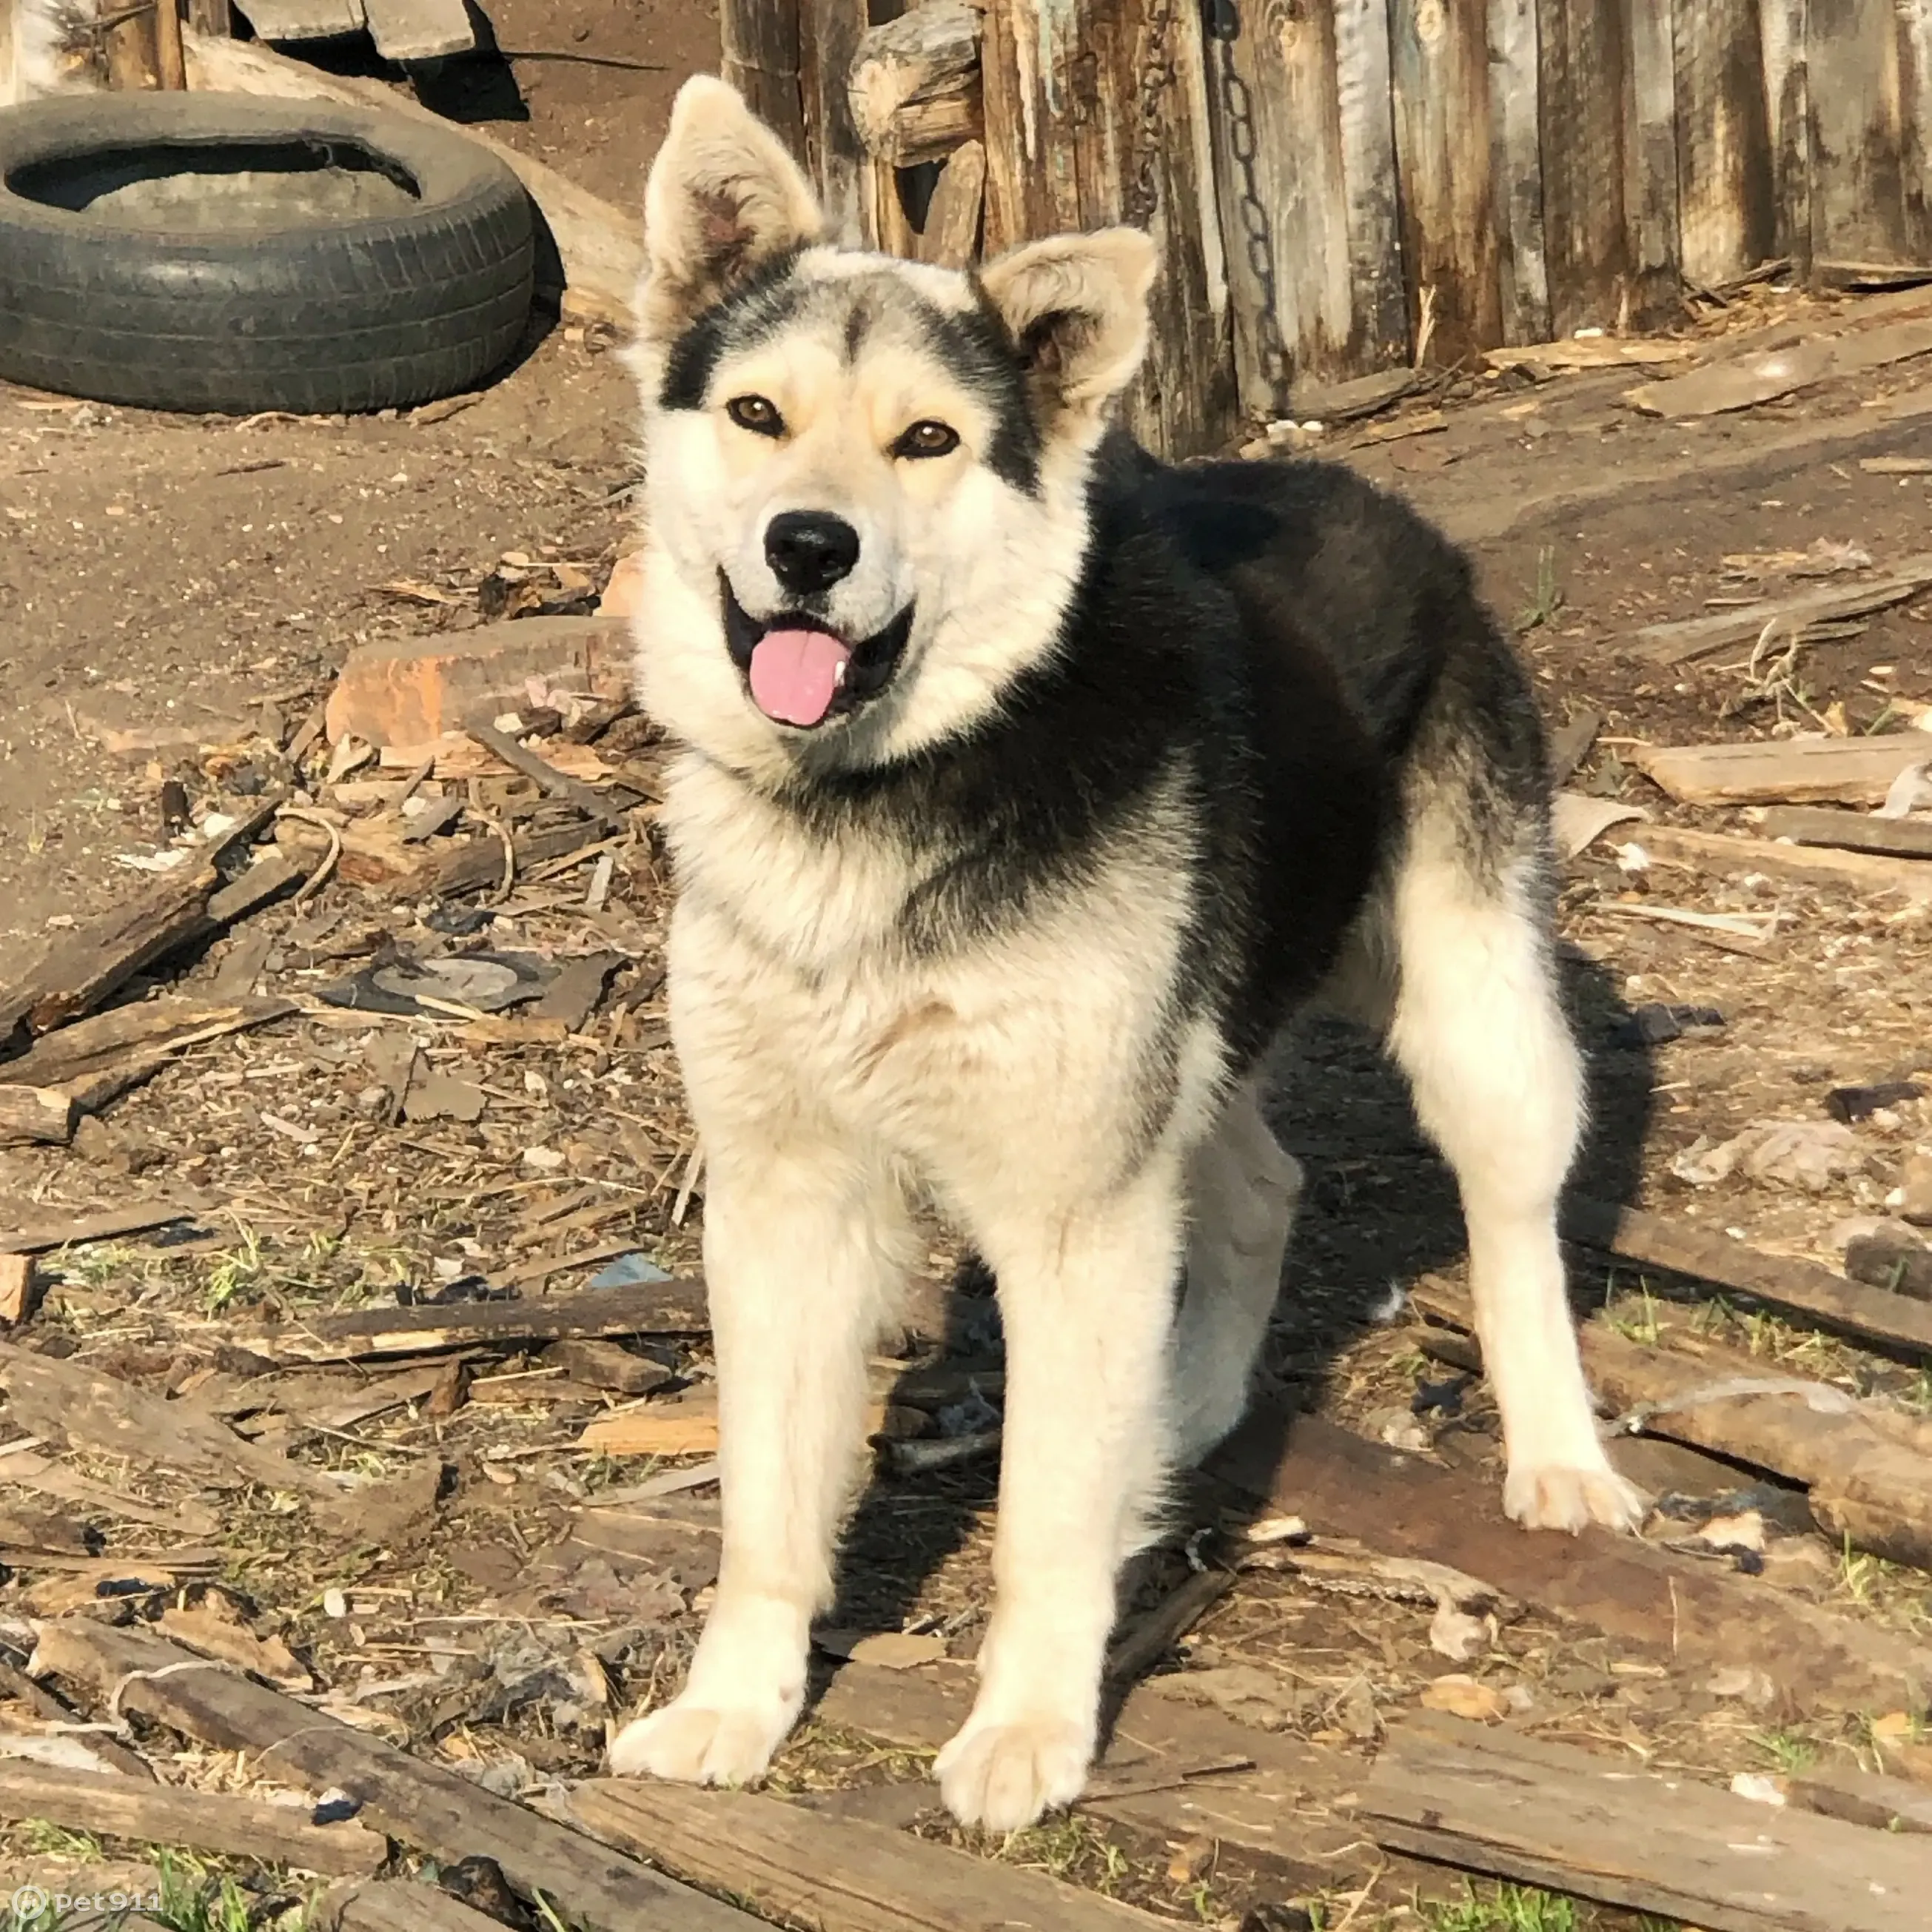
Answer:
637;76;823;341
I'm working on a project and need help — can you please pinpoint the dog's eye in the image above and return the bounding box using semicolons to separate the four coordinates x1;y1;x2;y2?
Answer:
893;420;960;460
726;395;785;437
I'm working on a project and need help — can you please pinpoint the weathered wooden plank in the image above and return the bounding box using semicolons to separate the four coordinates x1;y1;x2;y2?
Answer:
33;1623;763;1932
1362;1714;1923;1932
1674;0;1776;286
1487;0;1552;343
1630;556;1932;660
1621;0;1680;324
1624;732;1932;802
0;1762;386;1877
800;0;871;244
1637;824;1932;900
1332;0;1409;369
1756;805;1932;858
1760;0;1812;273
361;0;474;62
1807;0;1927;269
232;0;365;41
1561;1197;1932;1359
720;0;808;167
982;0;1232;457
0;1087;76;1149
1389;0;1499;365
570;1780;1177;1932
1537;0;1630;334
916;138;985;268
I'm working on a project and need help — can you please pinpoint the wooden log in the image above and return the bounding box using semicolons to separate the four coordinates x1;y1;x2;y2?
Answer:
982;0;1233;457
244;1277;711;1362
1561;1197;1932;1359
1635;824;1932;902
360;0;475;62
1361;1712;1923;1932
153;0;187;89
571;1780;1178;1932
28;1621;764;1932
1626;732;1932;800
1754;805;1932;859
1205;1409;1932;1711
0;1087;77;1149
1673;0;1775;287
1412;1277;1932;1570
1487;0;1552;344
0;1341;343;1499
1389;0;1500;366
1204;0;1406;420
0;865;219;1043
4;996;292;1091
180;30;642;327
0;1762;386;1877
847;0;982;168
720;0;808;167
916;138;985;269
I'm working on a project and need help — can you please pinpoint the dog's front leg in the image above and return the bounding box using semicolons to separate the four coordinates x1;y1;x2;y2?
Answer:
608;1138;911;1788
935;1158;1184;1832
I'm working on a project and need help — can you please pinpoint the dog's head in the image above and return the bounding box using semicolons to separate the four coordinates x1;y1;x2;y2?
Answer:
628;76;1155;784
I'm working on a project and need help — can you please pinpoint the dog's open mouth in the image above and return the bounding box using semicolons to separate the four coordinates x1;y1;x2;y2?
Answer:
722;580;913;729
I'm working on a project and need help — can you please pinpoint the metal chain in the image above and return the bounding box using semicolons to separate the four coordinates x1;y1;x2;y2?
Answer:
1206;0;1292;412
1122;0;1178;231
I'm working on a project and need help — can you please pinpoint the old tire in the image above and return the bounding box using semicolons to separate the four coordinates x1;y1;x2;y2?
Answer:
0;92;534;415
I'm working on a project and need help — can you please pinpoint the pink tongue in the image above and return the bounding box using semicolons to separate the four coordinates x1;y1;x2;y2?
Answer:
748;628;852;727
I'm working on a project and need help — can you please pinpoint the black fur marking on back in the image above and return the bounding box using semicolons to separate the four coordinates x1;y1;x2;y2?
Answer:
659;246;812;412
777;430;1546;1100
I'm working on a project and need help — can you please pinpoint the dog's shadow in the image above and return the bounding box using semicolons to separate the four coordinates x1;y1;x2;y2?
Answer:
816;943;1657;1705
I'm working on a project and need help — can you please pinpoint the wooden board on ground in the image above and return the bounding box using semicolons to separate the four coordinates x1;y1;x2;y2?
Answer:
0;1762;386;1877
0;1087;77;1149
1560;1198;1932;1361
0;1342;342;1500
1754;805;1932;859
360;0;475;61
1636;824;1932;900
232;0;366;39
318;1879;511;1932
0;1204;198;1256
249;1278;711;1361
1361;1712;1922;1932
1204;1411;1932;1712
1626;734;1932;804
570;1778;1177;1932
30;1621;763;1932
3;996;294;1091
1631;561;1932;663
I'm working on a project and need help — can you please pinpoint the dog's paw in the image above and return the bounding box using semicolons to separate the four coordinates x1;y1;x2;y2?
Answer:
1504;1459;1646;1535
935;1713;1091;1833
607;1694;794;1788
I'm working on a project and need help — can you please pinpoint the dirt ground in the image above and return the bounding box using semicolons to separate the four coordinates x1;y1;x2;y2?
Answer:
2;10;1932;1932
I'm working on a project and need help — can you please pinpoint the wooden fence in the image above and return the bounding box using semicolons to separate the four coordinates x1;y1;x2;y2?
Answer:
732;0;1932;457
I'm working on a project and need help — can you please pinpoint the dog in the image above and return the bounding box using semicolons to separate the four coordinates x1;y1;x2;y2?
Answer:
607;74;1643;1832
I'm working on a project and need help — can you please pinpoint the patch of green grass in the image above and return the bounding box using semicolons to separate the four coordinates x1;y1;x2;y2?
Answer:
1421;1884;1577;1932
1515;548;1564;635
1603;1287;1661;1347
1753;1727;1819;1774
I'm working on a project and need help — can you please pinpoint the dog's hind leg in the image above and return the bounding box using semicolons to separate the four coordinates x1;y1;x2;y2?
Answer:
608;1133;916;1786
933;1153;1185;1833
1171;1081;1301;1464
1384;821;1643;1534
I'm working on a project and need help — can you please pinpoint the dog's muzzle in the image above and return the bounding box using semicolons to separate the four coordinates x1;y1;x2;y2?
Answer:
721;577;914;729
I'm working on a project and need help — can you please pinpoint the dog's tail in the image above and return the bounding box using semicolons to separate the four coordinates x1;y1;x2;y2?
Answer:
5;0;104;106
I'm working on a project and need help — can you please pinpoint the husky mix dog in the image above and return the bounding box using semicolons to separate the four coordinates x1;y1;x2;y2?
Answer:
608;76;1643;1831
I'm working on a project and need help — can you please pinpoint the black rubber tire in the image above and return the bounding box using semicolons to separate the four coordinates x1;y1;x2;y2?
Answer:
0;93;535;415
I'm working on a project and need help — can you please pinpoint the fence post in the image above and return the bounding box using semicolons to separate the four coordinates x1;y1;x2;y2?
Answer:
979;0;1238;457
721;0;808;167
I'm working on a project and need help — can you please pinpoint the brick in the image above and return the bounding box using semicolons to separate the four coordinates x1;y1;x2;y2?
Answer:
597;549;649;620
324;616;633;750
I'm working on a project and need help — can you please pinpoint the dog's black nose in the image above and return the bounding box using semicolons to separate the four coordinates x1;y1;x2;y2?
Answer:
765;511;861;596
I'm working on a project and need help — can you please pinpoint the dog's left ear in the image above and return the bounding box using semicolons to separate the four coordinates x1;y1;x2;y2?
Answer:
638;75;823;341
979;228;1158;425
